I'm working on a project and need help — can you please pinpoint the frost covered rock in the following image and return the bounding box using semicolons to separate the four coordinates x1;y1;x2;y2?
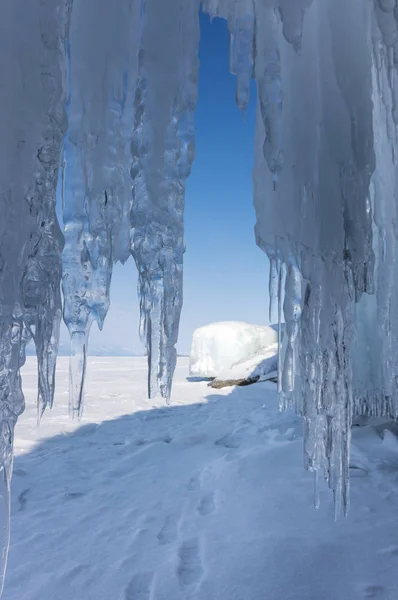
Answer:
209;344;278;389
189;322;278;378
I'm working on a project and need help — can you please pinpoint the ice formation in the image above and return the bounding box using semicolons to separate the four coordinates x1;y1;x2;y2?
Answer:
189;322;278;378
0;0;72;591
252;0;398;517
62;0;138;417
130;0;200;401
209;343;278;388
2;0;398;583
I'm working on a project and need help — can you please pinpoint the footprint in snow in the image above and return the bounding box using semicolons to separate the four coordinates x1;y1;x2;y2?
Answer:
64;492;85;501
157;514;179;546
13;468;27;478
177;538;204;588
128;526;150;554
363;584;388;599
65;563;92;581
197;492;216;517
187;475;200;492
215;433;241;449
18;488;30;512
125;572;154;600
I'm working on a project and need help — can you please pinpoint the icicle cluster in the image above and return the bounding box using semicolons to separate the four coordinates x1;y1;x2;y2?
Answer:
130;0;199;400
201;0;398;518
0;0;71;590
62;0;200;408
62;0;139;417
3;8;398;589
251;0;398;517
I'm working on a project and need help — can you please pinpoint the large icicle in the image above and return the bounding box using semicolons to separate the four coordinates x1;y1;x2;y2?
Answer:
252;1;376;516
0;0;71;590
227;0;255;113
62;0;139;418
352;4;398;419
130;0;200;401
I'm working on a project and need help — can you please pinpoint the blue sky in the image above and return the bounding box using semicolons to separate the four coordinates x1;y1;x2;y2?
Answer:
60;12;270;355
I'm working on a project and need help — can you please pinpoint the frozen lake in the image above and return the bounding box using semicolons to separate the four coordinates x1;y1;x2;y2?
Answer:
3;357;398;600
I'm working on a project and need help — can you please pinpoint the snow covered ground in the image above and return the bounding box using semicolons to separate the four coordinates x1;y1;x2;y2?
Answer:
3;357;398;600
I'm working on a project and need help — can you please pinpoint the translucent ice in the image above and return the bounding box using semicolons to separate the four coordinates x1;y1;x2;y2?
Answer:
130;0;200;401
0;0;71;588
62;0;139;417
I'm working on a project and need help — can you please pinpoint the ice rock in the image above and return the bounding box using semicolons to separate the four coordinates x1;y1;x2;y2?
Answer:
189;321;278;378
209;343;278;388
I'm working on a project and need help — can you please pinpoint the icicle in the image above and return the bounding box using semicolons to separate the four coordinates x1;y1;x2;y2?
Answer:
278;0;314;52
18;0;70;419
62;0;139;417
277;261;284;398
282;259;302;399
351;9;398;420
228;0;255;114
268;254;279;323
253;0;283;187
300;277;326;507
252;0;376;516
69;331;88;418
0;0;71;590
130;0;200;402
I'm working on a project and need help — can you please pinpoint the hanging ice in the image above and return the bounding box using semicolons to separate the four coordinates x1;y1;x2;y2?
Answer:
200;0;398;518
252;0;394;517
0;0;71;591
130;0;200;401
62;0;140;418
3;8;398;591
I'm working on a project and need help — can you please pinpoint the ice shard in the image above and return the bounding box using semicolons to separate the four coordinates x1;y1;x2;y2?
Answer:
130;0;200;401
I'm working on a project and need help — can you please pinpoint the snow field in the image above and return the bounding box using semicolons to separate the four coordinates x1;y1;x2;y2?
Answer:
3;356;398;600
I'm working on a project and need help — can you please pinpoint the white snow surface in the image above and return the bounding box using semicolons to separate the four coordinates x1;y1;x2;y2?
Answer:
211;343;278;386
4;356;398;600
189;321;278;378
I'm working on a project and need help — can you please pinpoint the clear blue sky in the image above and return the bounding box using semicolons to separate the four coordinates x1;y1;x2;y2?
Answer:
60;11;270;355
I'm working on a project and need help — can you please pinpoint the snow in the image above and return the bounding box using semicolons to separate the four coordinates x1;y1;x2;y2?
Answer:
4;356;398;600
210;343;278;388
189;322;278;378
